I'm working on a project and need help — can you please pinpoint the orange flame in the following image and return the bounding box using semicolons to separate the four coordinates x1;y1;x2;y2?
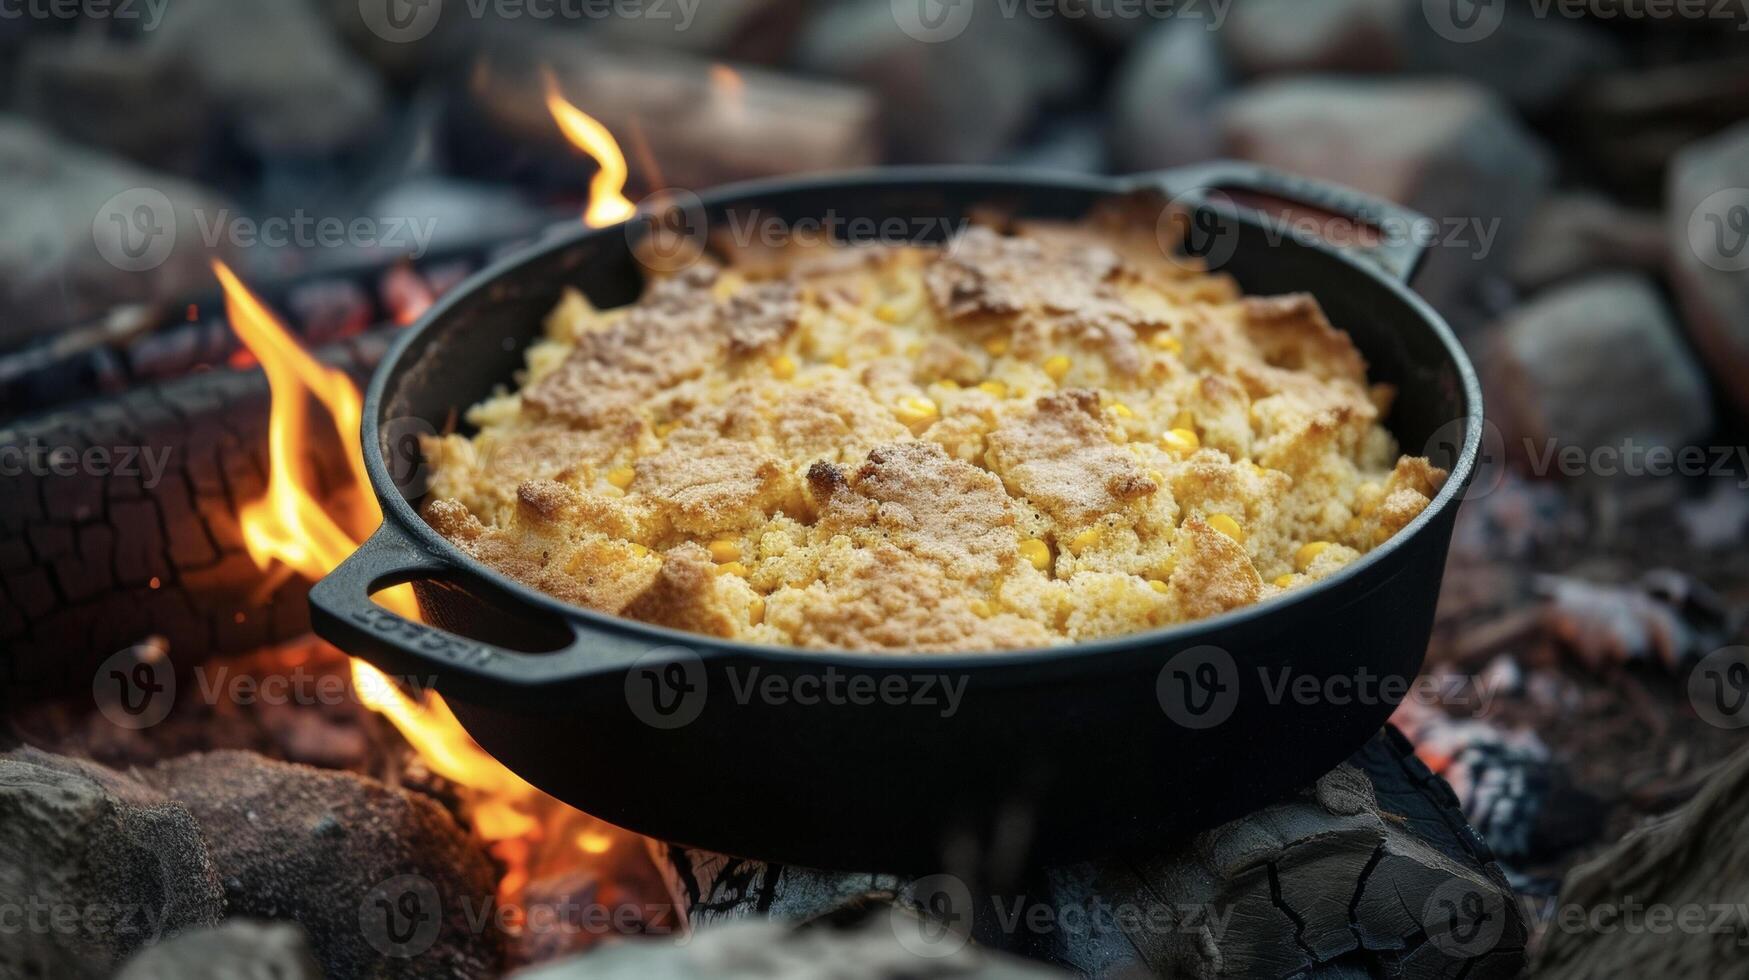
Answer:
541;70;637;228
214;259;560;902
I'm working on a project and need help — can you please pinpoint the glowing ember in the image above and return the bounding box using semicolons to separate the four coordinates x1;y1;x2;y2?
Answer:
542;69;637;228
213;259;624;908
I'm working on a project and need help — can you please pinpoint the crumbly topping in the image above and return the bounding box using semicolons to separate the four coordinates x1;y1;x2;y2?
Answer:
422;215;1446;652
986;390;1158;528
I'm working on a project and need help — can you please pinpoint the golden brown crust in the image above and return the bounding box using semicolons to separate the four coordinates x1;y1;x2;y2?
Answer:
986;390;1158;528
422;216;1446;653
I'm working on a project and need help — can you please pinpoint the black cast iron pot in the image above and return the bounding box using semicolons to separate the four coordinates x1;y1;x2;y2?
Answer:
310;164;1483;873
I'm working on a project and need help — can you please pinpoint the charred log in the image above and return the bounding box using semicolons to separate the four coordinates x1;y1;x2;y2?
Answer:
0;333;389;707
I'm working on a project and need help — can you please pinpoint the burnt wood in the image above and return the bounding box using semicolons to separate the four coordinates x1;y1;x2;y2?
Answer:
0;334;389;707
658;728;1528;979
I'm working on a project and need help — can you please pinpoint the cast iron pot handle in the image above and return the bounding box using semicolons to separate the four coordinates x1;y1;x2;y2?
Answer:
1139;161;1431;285
309;522;654;696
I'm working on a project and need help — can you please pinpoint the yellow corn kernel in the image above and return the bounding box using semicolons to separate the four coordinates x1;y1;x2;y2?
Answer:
977;380;1008;398
1294;541;1332;573
769;355;797;380
874;303;902;323
708;539;742;564
970;599;993;618
1171;409;1196;430
748;596;765;625
1160;428;1200;455
1018;538;1051;571
983;336;1009;357
653;421;676;438
895;395;939;429
1042;354;1071;382
1148;579;1169;594
1207;513;1246;544
1070;527;1102;553
715;561;748;577
1148;469;1166;486
829;352;850;368
1274;574;1296;588
1109;402;1134;419
605;465;636;489
936;378;961;390
630;543;652;558
1152;333;1184;354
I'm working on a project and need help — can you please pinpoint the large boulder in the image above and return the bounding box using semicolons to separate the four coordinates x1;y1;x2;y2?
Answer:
0;120;233;347
1669;121;1749;419
17;0;385;165
1219;77;1552;324
115;921;324;980
0;747;224;980
1221;0;1620;113
144;750;504;980
1108;19;1235;172
795;0;1088;163
1222;0;1407;75
1510;193;1667;291
1485;275;1714;467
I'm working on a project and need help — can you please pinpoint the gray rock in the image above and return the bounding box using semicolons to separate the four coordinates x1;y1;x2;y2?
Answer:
1222;0;1620;113
115;921;323;980
1220;77;1552;322
1404;0;1621;113
512;919;1066;979
1109;19;1234;172
1577;57;1749;197
144;750;504;980
0;747;224;980
1510;193;1667;291
1222;0;1407;75
1487;275;1713;464
19;0;385;163
1668;121;1749;419
795;0;1088;163
0;119;234;347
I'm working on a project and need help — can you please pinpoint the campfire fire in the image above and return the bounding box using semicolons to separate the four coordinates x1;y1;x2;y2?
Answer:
209;80;656;919
542;69;637;228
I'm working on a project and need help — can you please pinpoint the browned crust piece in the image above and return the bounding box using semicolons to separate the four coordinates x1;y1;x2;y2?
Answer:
986;389;1158;528
811;441;1019;582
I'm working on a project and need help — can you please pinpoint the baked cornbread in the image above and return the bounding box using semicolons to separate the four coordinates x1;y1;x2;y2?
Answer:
421;202;1447;652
